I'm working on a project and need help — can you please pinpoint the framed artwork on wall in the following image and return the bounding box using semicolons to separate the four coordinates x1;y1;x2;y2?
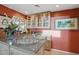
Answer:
55;18;78;30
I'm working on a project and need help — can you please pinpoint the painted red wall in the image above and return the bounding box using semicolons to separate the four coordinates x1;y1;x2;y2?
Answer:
51;8;79;53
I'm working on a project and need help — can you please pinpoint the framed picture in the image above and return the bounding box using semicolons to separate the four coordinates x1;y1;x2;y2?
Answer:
55;18;78;30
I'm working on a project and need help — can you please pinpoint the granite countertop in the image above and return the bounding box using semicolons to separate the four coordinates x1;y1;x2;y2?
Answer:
11;39;46;55
0;39;46;55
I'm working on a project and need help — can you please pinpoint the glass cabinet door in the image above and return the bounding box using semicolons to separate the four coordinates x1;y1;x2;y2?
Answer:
38;14;43;28
27;19;31;28
42;12;50;28
31;15;37;28
26;12;51;29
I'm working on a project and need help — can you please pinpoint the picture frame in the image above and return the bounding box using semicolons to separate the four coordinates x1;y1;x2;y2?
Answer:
55;18;78;30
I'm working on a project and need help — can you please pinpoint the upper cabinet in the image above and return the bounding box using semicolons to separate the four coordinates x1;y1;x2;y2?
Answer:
26;12;51;29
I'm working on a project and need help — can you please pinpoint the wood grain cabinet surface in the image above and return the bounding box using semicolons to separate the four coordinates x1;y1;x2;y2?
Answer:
36;40;51;55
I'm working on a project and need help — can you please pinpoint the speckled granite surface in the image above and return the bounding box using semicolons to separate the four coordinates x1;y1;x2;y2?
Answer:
0;39;46;55
12;39;46;55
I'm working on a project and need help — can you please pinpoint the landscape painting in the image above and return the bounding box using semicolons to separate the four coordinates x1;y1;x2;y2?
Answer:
55;18;78;30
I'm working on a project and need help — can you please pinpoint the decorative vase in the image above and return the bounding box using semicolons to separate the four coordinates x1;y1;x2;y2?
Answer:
5;28;16;45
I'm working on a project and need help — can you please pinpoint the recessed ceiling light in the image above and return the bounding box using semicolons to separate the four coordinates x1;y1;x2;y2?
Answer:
34;4;40;7
56;5;60;7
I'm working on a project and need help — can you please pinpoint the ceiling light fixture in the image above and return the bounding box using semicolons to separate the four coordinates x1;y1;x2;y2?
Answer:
56;5;60;7
34;4;40;7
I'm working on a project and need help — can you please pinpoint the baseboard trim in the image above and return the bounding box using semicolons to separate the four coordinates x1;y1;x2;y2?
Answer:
52;49;75;54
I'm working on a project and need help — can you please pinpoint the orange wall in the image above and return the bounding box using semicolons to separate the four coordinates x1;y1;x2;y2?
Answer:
0;5;27;41
51;8;79;53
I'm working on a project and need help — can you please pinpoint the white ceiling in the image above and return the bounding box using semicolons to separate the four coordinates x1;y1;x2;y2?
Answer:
3;4;79;15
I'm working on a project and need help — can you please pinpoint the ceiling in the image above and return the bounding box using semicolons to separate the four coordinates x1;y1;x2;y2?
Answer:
3;4;79;15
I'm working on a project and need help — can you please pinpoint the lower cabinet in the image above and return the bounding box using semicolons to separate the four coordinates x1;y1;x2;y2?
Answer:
36;40;51;55
44;40;51;51
36;46;45;55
